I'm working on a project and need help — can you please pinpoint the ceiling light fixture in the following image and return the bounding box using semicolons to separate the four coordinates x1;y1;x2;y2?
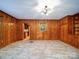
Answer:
41;5;49;15
35;0;61;15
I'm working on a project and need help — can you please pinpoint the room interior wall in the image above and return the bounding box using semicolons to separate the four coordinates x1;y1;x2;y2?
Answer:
0;10;79;49
0;11;17;48
59;15;79;49
16;20;59;40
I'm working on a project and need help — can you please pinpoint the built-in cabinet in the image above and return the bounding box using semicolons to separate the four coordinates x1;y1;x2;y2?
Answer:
59;14;79;49
73;14;79;35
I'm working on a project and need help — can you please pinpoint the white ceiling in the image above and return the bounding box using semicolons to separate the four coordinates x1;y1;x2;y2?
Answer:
0;0;79;19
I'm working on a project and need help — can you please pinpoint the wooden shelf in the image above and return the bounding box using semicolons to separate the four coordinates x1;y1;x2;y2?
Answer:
73;15;79;35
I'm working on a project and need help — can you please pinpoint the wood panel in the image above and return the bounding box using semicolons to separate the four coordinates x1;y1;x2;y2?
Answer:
16;20;59;40
0;10;17;48
0;10;79;49
59;14;79;49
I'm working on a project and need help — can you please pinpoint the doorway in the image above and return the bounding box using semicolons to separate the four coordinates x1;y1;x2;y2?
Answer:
23;23;30;40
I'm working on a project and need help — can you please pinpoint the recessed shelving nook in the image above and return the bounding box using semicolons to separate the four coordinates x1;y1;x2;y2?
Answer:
73;13;79;35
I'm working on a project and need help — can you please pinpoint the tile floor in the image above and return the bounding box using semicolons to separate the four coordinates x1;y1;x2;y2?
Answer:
0;40;79;59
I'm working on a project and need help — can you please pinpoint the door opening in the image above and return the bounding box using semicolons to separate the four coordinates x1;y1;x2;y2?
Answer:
23;23;30;40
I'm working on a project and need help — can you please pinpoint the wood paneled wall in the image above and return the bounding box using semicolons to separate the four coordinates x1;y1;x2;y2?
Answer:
0;10;79;49
16;20;59;40
59;15;79;49
0;11;17;48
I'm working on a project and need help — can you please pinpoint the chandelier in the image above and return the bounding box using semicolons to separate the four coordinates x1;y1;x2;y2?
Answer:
41;5;49;15
35;0;61;15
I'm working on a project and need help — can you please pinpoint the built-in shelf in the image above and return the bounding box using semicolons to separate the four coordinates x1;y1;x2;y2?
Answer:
73;15;79;35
